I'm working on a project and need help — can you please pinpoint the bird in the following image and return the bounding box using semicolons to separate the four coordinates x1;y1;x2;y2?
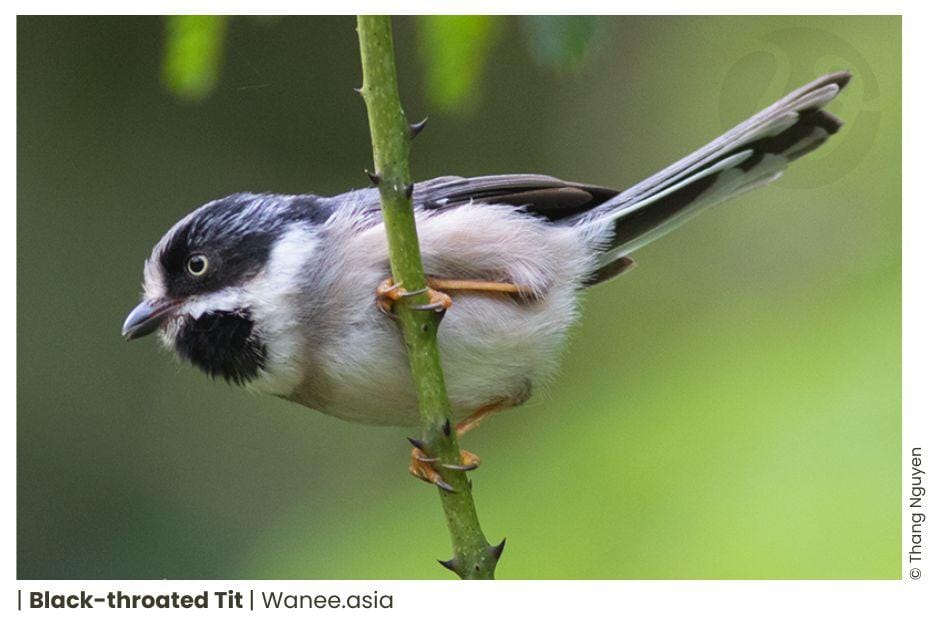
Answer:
123;72;850;489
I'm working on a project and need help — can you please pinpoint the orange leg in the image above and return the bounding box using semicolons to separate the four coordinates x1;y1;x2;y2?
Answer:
377;275;531;490
425;277;535;298
455;400;510;436
376;276;533;317
407;399;512;491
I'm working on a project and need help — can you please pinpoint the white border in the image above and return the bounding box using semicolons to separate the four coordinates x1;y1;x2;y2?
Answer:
3;579;929;620
5;3;930;620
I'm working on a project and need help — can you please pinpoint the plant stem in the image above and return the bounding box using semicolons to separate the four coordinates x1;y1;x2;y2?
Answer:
355;15;503;579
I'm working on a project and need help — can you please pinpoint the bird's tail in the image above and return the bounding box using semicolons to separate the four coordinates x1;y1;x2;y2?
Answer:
576;71;851;284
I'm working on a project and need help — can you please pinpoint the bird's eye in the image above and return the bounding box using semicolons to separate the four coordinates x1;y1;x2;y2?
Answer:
186;254;209;276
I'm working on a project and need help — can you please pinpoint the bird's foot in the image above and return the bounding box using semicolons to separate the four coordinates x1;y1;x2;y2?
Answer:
404;399;519;490
376;278;452;318
408;438;480;492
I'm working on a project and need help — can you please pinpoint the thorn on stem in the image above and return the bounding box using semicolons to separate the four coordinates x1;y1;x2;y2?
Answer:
442;419;452;437
365;169;381;186
409;117;428;139
438;558;459;573
353;86;364;96
489;538;507;562
407;437;427;452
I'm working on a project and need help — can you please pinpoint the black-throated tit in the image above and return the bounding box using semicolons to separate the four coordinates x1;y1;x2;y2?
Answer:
123;73;849;482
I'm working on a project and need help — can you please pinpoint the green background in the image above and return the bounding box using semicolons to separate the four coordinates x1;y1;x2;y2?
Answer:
17;15;900;579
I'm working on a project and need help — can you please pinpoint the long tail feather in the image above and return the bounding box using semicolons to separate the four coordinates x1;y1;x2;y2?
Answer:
577;71;850;273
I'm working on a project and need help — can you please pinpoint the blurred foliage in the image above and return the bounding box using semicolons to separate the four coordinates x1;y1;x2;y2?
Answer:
520;16;603;70
160;16;604;112
162;16;228;102
18;15;900;579
415;15;503;113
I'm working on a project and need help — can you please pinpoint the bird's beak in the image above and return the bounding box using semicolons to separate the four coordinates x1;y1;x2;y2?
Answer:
121;298;179;341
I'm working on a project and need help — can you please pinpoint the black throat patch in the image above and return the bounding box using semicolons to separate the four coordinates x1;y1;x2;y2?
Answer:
174;310;266;385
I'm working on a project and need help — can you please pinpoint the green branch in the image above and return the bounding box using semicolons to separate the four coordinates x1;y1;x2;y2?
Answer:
355;15;503;579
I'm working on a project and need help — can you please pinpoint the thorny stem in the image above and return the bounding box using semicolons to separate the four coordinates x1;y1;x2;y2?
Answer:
355;16;503;579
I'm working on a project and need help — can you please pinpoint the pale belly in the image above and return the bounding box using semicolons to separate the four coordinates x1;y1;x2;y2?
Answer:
311;286;581;426
272;202;604;426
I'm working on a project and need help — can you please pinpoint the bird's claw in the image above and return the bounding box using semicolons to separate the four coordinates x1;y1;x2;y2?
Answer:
410;289;453;313
376;278;452;318
408;441;481;492
441;459;479;472
399;286;428;298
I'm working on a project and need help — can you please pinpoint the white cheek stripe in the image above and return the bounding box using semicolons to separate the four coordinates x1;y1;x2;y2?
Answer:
178;288;247;319
244;225;319;395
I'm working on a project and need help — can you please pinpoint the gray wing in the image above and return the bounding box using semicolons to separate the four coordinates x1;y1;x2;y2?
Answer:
327;174;620;227
412;174;620;222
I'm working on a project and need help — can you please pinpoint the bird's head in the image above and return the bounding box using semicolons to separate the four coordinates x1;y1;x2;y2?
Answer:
122;192;329;388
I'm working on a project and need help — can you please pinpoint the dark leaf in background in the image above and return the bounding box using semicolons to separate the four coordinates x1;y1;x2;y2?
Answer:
416;15;504;114
521;15;603;71
162;15;229;102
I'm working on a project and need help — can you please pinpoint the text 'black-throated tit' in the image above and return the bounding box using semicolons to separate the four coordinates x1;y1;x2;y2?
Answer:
123;73;849;487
